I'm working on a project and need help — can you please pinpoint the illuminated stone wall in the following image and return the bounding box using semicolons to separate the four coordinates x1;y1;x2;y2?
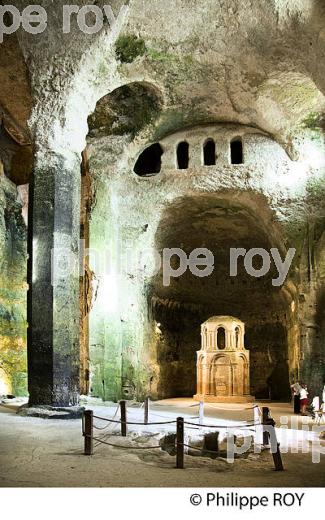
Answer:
2;0;325;404
87;124;325;401
0;175;27;396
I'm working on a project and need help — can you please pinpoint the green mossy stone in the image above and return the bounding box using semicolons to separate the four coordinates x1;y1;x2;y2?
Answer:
115;34;146;64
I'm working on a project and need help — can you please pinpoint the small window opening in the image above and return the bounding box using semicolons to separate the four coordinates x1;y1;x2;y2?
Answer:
177;141;189;169
134;143;163;177
203;139;216;166
217;327;226;350
231;138;243;164
235;327;240;348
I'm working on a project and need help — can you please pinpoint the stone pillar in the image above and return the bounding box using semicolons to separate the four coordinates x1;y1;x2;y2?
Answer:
27;150;81;407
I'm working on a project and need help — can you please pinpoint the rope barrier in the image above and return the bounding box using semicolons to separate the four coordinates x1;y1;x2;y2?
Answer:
147;401;260;421
92;436;254;457
91;403;120;431
149;411;177;420
91;436;162;450
87;402;260;449
83;405;284;471
183;443;224;455
93;403;122;446
93;415;177;426
93;423;114;431
93;423;120;444
91;435;227;455
93;431;118;449
184;420;258;429
92;415;258;429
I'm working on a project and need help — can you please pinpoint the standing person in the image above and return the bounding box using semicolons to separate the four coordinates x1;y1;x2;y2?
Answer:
291;381;302;414
300;384;309;415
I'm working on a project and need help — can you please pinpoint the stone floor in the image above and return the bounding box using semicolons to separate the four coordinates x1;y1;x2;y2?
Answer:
0;398;324;487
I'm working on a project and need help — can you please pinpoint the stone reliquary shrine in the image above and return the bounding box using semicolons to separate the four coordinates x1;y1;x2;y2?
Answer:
194;316;254;403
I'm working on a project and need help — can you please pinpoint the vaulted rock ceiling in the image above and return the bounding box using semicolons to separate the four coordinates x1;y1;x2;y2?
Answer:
0;29;33;184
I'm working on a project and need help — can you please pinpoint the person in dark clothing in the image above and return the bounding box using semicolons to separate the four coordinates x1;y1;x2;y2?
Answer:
291;381;302;414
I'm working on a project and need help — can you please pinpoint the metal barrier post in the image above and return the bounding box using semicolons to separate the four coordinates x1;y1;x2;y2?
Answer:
176;417;184;469
120;400;127;437
144;397;150;425
84;410;93;456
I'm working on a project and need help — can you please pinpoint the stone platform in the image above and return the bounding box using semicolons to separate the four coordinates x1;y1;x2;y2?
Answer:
18;405;85;420
193;394;255;403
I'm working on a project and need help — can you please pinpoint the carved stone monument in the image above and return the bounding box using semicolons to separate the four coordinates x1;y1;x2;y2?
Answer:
194;316;254;403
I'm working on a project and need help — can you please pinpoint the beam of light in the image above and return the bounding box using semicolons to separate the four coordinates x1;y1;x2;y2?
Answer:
32;238;38;283
0;369;10;395
299;139;325;169
100;271;119;313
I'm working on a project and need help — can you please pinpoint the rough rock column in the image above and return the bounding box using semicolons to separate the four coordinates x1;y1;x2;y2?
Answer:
27;149;81;407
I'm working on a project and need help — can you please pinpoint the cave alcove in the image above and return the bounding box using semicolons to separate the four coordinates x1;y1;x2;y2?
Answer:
149;193;295;400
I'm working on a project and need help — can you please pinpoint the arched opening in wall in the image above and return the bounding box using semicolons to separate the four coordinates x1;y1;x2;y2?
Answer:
235;327;240;348
177;141;189;169
134;143;163;177
88;81;163;140
231;137;243;164
212;356;230;396
149;193;297;400
217;327;226;349
203;139;216;166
